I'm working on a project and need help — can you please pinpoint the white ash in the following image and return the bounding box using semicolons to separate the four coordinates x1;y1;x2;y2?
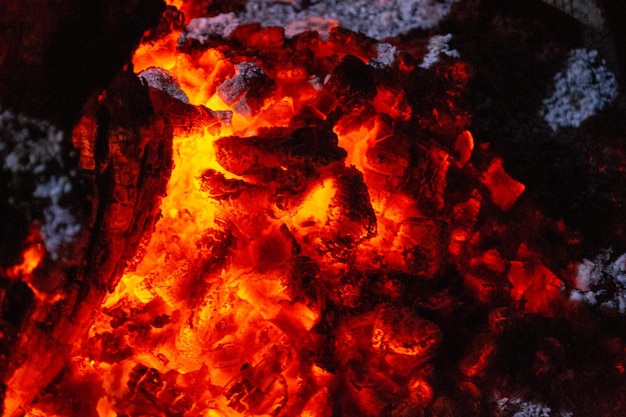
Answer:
178;13;241;46
419;33;460;69
33;176;82;260
369;42;397;68
308;74;324;91
540;48;619;131
496;396;573;417
139;67;190;103
0;110;83;261
570;249;626;313
238;0;459;39
284;16;339;40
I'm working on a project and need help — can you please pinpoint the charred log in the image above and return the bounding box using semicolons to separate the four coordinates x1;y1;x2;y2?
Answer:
0;70;173;416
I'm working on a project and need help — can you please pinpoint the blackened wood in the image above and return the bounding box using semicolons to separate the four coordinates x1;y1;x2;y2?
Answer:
0;71;173;417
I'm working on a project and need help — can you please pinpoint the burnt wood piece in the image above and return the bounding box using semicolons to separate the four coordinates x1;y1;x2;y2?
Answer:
0;2;166;411
217;62;276;117
214;127;346;182
330;166;377;241
0;71;173;417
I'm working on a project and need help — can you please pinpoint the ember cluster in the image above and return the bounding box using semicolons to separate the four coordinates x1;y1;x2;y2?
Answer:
26;7;626;417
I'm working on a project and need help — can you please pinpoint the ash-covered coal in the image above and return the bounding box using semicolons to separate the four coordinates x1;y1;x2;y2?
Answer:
217;62;276;116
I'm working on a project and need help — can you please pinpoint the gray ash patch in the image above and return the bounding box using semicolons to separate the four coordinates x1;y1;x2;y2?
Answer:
0;110;85;261
238;0;458;39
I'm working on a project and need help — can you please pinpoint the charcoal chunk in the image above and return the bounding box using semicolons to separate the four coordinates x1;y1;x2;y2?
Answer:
128;364;163;402
284;256;320;303
217;62;276;117
286;127;347;164
365;134;411;177
178;13;241;47
223;360;288;416
96;331;133;364
229;24;285;49
198;169;255;200
139;67;189;103
372;304;441;357
148;88;221;136
214;135;266;177
412;145;451;214
325;55;376;106
399;218;449;278
214;127;345;183
329;167;377;240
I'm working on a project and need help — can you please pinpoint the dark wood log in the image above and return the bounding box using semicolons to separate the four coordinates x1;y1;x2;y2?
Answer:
0;70;173;416
1;2;167;413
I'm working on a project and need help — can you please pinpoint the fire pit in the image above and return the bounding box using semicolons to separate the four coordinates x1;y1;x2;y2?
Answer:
1;1;626;416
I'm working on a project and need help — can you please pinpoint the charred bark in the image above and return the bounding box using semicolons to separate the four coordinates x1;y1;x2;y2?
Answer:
0;69;173;417
1;2;167;414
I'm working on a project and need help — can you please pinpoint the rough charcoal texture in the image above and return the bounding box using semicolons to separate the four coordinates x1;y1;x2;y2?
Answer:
0;2;167;415
217;62;276;116
3;1;626;416
0;70;173;417
214;126;346;184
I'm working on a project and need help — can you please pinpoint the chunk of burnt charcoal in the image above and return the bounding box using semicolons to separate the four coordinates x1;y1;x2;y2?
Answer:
178;13;241;47
283;127;347;165
365;134;411;178
372;303;442;373
329;167;377;239
214;127;345;179
397;218;449;279
139;67;189;103
324;55;376;106
198;169;255;200
326;27;375;61
148;88;221;135
411;145;451;215
128;364;163;401
279;223;301;255
285;256;320;302
214;135;267;176
217;62;275;117
97;331;134;363
229;23;286;49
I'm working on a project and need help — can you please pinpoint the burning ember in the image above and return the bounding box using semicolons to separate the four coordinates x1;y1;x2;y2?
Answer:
1;1;626;417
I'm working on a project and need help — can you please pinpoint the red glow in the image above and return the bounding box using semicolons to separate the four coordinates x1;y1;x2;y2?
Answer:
11;10;579;417
508;261;563;315
480;157;525;211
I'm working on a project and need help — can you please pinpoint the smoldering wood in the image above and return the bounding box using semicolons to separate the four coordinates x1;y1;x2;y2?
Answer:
1;2;166;414
0;70;173;416
214;127;346;180
217;62;276;117
2;1;626;415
